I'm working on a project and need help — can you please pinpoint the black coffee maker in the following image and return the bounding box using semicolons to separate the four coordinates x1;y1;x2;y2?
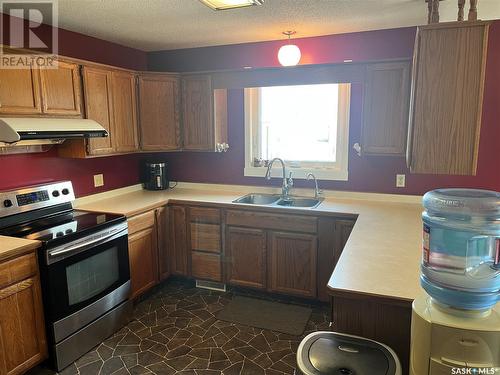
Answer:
142;162;169;190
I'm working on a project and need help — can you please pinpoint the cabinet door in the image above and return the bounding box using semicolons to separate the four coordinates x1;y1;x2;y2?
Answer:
39;60;82;116
333;220;355;268
128;227;158;299
0;276;47;375
82;66;115;155
138;74;181;151
269;231;317;298
226;227;267;290
169;206;189;276
0;68;42;115
111;71;139;153
408;22;489;175
191;252;222;282
361;61;410;155
182;75;214;151
156;206;170;281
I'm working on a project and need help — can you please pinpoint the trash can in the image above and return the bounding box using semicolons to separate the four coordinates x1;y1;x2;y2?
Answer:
297;331;402;375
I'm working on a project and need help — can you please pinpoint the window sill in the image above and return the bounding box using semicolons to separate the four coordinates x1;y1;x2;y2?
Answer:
244;166;348;181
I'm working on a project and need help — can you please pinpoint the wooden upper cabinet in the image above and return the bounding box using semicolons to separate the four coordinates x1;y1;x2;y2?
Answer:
408;21;489;175
268;231;317;298
181;75;228;151
110;71;139;153
361;61;411;156
39;60;82;116
82;66;115;155
0;68;42;115
138;73;181;151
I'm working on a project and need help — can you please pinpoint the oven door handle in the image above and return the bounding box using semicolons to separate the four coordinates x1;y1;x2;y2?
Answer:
48;224;128;261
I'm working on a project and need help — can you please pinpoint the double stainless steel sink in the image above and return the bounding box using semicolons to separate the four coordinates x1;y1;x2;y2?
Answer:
233;193;323;209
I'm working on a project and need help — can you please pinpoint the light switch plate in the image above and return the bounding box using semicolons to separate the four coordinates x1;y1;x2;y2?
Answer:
94;174;104;187
396;174;406;188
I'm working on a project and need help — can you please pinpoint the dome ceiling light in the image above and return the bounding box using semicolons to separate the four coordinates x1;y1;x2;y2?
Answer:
278;31;301;67
199;0;264;11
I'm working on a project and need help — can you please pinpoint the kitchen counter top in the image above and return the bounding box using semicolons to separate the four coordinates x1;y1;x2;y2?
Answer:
0;235;40;262
76;184;423;302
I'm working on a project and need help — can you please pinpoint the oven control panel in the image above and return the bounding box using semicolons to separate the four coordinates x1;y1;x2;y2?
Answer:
0;181;75;219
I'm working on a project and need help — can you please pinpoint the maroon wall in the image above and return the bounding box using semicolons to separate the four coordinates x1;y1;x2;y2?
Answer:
148;25;500;195
0;13;150;197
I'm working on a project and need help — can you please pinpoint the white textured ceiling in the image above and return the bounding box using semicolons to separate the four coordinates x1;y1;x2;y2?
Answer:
55;0;500;51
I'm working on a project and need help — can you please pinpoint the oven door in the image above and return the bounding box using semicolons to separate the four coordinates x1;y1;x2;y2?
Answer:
42;222;130;342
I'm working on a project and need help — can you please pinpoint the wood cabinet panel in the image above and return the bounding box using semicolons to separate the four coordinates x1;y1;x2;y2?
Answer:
0;68;41;115
128;227;158;299
81;66;115;155
189;207;221;225
169;206;189;276
190;223;221;253
0;275;47;375
226;210;317;234
182;75;214;150
331;294;412;374
138;74;181;151
408;21;489;175
191;252;222;282
156;207;170;281
268;231;317;298
39;60;82;116
361;61;410;155
226;227;267;290
127;210;155;235
0;253;37;290
111;71;139;153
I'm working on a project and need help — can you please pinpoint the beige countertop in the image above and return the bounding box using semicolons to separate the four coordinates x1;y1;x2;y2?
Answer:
76;183;423;302
0;235;40;262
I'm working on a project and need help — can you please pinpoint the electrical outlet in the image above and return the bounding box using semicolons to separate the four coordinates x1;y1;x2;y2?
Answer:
396;174;406;188
94;174;104;187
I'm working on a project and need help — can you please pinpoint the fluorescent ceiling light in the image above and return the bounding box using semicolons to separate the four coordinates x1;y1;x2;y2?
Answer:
199;0;264;11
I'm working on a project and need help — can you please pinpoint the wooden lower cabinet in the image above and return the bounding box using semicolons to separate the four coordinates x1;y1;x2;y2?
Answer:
331;294;412;374
191;252;222;282
226;226;267;289
268;231;317;298
128;227;158;299
169;206;189;276
0;253;47;375
156;207;170;281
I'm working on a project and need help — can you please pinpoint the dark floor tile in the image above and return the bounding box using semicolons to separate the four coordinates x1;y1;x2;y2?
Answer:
241;359;265;375
78;360;103;375
146;361;176;375
138;351;165;366
223;361;244;375
101;357;124;374
165;354;195;371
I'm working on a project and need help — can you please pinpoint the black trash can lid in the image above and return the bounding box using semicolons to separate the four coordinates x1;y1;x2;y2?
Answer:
297;332;401;375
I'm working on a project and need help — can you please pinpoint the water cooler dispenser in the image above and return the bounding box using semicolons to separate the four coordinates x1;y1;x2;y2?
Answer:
410;189;500;375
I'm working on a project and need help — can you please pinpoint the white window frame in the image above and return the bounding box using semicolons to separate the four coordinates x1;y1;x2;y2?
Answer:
244;84;351;181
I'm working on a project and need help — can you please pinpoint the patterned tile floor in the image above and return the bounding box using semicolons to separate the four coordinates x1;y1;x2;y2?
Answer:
34;279;329;375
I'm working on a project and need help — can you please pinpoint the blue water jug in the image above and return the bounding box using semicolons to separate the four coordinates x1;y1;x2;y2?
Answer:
421;189;500;310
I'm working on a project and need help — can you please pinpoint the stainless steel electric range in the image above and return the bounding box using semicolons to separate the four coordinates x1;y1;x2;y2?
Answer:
0;181;132;371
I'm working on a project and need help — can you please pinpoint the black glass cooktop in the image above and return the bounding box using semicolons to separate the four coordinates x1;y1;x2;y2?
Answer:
0;210;125;243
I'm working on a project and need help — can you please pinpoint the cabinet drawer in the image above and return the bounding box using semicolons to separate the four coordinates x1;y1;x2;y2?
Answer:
190;223;221;253
189;207;221;224
226;210;317;234
0;253;38;289
191;252;222;282
128;210;155;234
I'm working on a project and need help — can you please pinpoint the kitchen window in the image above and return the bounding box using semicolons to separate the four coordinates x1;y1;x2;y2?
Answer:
244;83;351;181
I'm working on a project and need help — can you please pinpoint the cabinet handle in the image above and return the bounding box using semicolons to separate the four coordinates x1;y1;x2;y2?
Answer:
352;143;361;157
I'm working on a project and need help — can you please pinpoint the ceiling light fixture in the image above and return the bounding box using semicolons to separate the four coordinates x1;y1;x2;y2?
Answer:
278;31;301;67
199;0;264;11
